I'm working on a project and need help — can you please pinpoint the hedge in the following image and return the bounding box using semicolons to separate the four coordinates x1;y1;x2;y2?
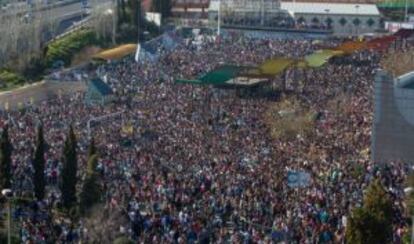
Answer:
0;70;26;87
46;29;99;68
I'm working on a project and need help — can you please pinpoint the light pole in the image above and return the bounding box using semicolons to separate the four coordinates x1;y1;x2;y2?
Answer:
2;189;13;244
406;0;409;22
355;5;360;36
217;0;221;37
104;8;116;45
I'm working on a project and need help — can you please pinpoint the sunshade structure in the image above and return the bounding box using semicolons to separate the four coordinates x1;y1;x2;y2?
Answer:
176;65;269;87
176;29;414;86
93;44;137;61
257;58;296;76
304;50;344;68
335;40;366;54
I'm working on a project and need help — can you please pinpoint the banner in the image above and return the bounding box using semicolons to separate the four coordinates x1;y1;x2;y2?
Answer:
287;170;311;188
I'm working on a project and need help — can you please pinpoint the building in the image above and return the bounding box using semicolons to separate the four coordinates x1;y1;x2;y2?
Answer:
171;0;210;20
283;0;382;3
280;2;382;35
372;70;414;163
208;0;294;29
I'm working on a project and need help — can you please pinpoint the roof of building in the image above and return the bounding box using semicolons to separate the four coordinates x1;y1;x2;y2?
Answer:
90;78;113;96
280;2;380;16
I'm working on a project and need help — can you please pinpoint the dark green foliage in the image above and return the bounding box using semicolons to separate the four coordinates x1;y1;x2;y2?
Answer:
60;126;78;210
0;231;19;244
0;126;12;190
22;57;46;82
80;154;101;215
151;0;172;19
0;70;26;89
346;180;393;244
33;125;46;200
46;30;98;67
87;137;97;159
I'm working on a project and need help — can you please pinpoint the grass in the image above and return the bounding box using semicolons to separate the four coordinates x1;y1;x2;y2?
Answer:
265;97;316;141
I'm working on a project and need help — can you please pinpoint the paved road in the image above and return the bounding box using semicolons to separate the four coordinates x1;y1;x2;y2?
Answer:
0;81;86;110
1;0;111;21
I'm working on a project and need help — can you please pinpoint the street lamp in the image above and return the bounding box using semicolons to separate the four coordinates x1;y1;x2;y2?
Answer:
405;187;414;244
355;5;360;36
1;189;13;244
104;8;116;45
406;0;409;22
217;0;221;37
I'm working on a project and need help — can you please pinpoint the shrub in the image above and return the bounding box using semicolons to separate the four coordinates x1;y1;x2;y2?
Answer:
0;70;26;87
46;29;99;68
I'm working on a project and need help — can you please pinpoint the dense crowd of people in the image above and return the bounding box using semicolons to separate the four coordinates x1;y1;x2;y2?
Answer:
0;30;412;243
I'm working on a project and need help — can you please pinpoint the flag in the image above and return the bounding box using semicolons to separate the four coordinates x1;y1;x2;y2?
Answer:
135;44;141;63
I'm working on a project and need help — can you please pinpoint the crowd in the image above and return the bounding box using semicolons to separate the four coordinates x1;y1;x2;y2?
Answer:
0;31;411;243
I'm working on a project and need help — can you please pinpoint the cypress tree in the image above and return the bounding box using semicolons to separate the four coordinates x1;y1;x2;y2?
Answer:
60;126;78;209
151;0;172;19
87;137;97;159
80;154;101;215
33;124;46;200
0;126;12;190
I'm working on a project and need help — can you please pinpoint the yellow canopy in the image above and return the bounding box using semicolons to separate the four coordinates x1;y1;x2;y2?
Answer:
258;58;295;75
335;40;366;54
93;44;137;60
304;49;343;68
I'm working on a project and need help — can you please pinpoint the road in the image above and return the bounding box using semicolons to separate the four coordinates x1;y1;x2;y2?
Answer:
0;81;86;110
1;0;112;21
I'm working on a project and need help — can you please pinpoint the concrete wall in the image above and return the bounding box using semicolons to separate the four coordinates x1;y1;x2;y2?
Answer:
372;70;414;164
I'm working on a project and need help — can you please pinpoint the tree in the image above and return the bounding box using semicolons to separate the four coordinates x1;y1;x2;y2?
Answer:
88;137;97;159
339;18;347;26
0;126;12;190
80;154;101;215
367;18;375;27
346;180;393;244
151;0;172;19
33;124;46;200
60;126;78;210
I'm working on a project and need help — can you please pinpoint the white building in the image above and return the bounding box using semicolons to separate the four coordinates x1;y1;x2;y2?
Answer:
208;1;382;35
280;2;382;35
208;0;294;29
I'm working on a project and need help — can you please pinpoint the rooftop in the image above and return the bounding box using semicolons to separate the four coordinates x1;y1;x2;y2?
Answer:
280;2;380;16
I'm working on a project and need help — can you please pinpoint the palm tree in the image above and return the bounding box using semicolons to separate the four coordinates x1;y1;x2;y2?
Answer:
339;18;347;26
325;18;333;29
367;18;375;27
353;18;361;27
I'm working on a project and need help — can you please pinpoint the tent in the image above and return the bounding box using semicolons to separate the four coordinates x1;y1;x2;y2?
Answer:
304;49;343;68
93;44;137;61
85;78;114;105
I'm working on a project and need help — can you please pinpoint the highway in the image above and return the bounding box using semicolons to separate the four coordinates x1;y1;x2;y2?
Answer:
1;0;112;22
0;0;112;39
